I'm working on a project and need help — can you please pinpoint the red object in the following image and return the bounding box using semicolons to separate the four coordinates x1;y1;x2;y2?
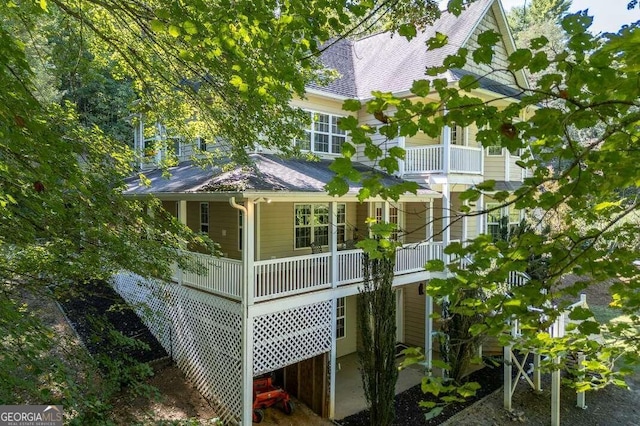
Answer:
251;375;294;423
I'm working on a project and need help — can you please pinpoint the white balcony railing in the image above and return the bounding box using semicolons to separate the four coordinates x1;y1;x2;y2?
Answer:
405;145;482;175
174;242;447;303
179;252;243;300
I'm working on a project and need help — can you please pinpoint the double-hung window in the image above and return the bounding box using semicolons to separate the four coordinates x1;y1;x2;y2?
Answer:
200;202;209;234
294;203;346;249
336;297;346;339
297;111;347;155
373;202;402;242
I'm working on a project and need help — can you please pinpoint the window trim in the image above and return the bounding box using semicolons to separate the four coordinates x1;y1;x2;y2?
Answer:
296;110;347;155
486;146;504;156
200;202;209;234
294;203;347;250
336;297;346;340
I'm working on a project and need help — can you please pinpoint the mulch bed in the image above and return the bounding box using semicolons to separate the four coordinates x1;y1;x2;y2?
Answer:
58;280;167;363
337;360;505;426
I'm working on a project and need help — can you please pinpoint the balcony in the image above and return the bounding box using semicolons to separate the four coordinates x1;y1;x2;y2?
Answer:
174;241;446;303
404;145;483;175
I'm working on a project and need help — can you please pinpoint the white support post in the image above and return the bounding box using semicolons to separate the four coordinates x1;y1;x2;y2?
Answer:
425;294;433;375
398;136;406;177
329;297;337;419
442;183;450;264
477;193;484;235
176;200;188;285
462;200;468;244
442;123;451;174
504;319;514;411
428;201;434;242
330;201;338;288
576;352;587;409
551;357;561;426
230;197;255;426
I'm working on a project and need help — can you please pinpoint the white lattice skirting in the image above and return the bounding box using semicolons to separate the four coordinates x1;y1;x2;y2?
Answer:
253;301;332;376
112;272;243;424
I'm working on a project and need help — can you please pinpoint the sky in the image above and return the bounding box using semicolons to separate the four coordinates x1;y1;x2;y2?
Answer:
500;0;640;33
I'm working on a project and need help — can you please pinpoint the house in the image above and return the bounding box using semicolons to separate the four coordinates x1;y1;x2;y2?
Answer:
115;0;531;424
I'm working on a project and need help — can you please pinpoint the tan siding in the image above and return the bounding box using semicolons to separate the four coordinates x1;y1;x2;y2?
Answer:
336;295;358;357
463;9;515;86
186;201;201;233
161;201;178;218
484;154;505;181
467;124;481;148
259;202;296;259
509;155;524;181
403;283;426;347
291;94;347;116
403;202;430;243
431;198;444;242
355;108;400;167
405;130;440;148
210;201;242;259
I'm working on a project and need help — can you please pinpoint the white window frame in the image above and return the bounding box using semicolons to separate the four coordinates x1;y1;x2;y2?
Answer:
200;202;209;234
373;202;403;242
294;203;347;249
336;297;346;340
296;111;347;155
197;136;207;152
450;124;466;145
486;146;504;156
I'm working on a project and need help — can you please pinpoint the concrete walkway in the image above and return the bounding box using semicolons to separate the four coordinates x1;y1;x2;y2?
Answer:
334;352;425;420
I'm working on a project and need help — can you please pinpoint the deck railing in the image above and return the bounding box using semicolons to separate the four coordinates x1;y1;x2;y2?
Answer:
404;144;483;175
179;252;243;300
174;242;447;302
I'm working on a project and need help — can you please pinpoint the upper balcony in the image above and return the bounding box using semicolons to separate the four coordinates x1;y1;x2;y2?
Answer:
173;241;446;304
404;145;483;175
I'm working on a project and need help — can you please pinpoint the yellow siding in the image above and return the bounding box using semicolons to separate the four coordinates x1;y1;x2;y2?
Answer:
161;201;178;217
355;109;400;167
463;8;515;87
449;192;464;242
403;202;431;243
405;130;440;148
259;202;360;260
467;124;481;148
336;295;358;357
484;154;505;181
291;94;347;116
403;283;426;347
509;155;524;181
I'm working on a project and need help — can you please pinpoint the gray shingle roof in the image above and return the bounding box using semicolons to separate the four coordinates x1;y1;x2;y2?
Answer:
311;0;522;99
124;154;437;197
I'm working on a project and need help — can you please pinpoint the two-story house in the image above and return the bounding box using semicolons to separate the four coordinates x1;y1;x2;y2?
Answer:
115;0;530;423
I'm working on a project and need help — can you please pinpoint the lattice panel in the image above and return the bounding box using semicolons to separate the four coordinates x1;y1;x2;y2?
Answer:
112;273;243;424
253;301;332;375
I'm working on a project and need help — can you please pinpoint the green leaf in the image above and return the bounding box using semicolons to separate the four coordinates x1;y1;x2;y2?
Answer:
459;74;479;91
426;32;448;50
182;21;198;35
39;0;47;11
424;406;444;420
342;99;362;112
508;49;533;71
398;23;417;40
475;180;496;191
425;259;445;272
150;19;164;33
411;80;431;97
168;25;181;37
447;0;464;16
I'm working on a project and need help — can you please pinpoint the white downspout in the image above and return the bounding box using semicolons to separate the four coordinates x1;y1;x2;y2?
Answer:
230;196;254;426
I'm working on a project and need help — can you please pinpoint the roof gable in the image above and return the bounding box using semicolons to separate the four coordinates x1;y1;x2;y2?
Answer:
313;0;528;99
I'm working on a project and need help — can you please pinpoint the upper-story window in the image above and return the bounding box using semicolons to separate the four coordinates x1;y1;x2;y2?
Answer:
486;203;521;241
450;125;465;145
294;203;346;249
373;202;403;242
297;111;347;155
487;146;503;156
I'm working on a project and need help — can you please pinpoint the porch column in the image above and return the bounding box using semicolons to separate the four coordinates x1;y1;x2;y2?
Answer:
329;201;338;418
425;293;433;375
477;193;484;236
230;197;255;426
442;183;450;262
398;136;406;177
427;200;434;242
177;200;188;285
442;119;451;174
462;199;468;244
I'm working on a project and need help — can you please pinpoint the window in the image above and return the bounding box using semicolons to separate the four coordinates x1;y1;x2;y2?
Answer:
197;136;207;152
486;203;521;241
486;202;502;241
294;203;346;249
487;146;503;156
297;111;347;155
373;202;402;241
171;137;182;157
200;202;209;234
450;125;465;145
238;208;243;251
336;297;346;339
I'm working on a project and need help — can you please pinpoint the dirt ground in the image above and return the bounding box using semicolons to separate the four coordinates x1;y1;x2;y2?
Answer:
38;276;640;425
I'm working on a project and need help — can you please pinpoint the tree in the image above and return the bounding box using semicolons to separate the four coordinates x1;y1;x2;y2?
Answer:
330;9;640;404
507;0;572;38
